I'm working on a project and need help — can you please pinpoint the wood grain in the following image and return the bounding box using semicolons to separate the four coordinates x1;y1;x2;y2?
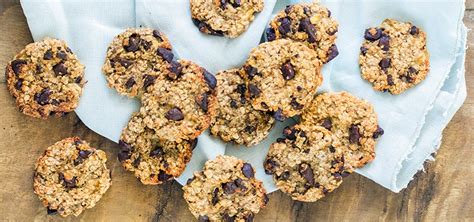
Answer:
0;2;473;221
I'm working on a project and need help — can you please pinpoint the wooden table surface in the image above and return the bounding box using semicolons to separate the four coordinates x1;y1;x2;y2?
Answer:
1;1;473;221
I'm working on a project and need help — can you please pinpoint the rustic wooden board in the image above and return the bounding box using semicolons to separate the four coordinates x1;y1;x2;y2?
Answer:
0;2;473;221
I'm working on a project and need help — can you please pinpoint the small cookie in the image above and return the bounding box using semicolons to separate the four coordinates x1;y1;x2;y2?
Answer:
264;125;348;202
267;2;339;63
140;60;217;142
102;28;176;97
33;137;111;217
359;19;430;94
5;38;85;119
210;69;275;146
190;0;264;38
301;92;384;170
118;112;196;185
241;39;322;120
183;155;268;221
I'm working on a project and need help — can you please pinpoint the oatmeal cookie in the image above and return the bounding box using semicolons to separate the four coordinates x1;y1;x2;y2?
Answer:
241;39;322;120
102;28;176;97
210;69;275;146
33;137;111;217
5;38;85;119
266;2;339;63
359;19;430;94
140;60;217;142
183;155;268;221
118;112;196;185
190;0;264;38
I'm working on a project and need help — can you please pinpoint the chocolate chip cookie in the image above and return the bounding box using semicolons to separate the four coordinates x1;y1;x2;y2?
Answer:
33;137;111;217
118;112;196;185
183;155;268;221
210;69;275;146
103;28;175;97
264;124;348;202
190;0;264;38
359;19;430;94
5;38;85;119
266;2;339;63
241;39;322;121
140;59;217;142
301;92;384;170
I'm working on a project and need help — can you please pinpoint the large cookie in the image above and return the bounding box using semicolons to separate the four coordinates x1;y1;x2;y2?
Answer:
5;38;85;119
210;69;275;146
301;92;384;170
266;2;339;63
33;137;111;217
241;39;322;120
190;0;264;38
359;19;430;94
140;59;217;142
118;112;196;185
102;28;176;97
183;155;268;221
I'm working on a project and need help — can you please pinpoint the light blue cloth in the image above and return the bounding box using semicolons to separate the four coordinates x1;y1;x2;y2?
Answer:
20;0;467;192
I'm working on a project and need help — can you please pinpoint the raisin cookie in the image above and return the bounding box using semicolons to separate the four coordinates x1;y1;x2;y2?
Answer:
5;38;85;119
33;137;111;217
183;155;268;221
301;92;384;170
118;112;196;185
140;60;217;142
102;28;177;97
266;2;339;63
359;19;430;94
210;69;275;146
190;0;264;38
241;39;322;120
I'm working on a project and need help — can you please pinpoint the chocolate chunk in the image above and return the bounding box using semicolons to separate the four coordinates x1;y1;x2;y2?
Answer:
236;84;246;95
222;181;238;194
150;146;163;157
299;164;315;186
230;99;238;108
43;50;54;60
244;213;254;222
272;108;285;121
141;40;151;50
327;44;339;62
387;74;394;86
241;163;254;178
373;125;384;139
281;61;295;80
303;6;311;16
408;67;418;75
379;58;391;70
409;26;419;35
196;93;209;112
296;86;303;91
132;156;141;167
143;75;156;89
283;126;297;140
59;173;77;189
125;77;136;89
360;46;368;56
299;18;317;43
322;118;332;130
153;30;162;40
168;61;183;79
290;98;303;110
53;62;68;75
264;158;279;174
223;213;235;222
212;188;219;205
47;207;58;215
198;215;210;222
278;17;292;35
220;0;227;9
75;76;82;84
248;84;261;98
349;125;360;144
378;35;390;51
190;139;198;150
166;107;184;121
231;0;241;7
192;19;224;36
244;65;258;79
79;150;91;158
119;58;133;68
57;51;68;60
11;60;27;75
244;125;255;133
157;48;174;63
266;27;276;41
203;70;217;89
34;88;51;105
279;171;290;180
158;171;172;181
124;34;140;52
364;28;382;41
284;5;293;14
329;146;336;153
15;79;23;90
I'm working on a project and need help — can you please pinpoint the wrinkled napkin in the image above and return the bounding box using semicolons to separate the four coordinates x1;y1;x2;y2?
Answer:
21;0;467;192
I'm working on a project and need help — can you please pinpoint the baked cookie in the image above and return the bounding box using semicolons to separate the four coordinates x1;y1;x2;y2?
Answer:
210;69;275;146
140;60;217;142
301;92;384;170
102;28;176;97
266;2;339;63
33;137;111;217
264;124;348;202
190;0;264;38
5;38;85;119
118;112;196;185
359;19;430;94
241;39;322;120
183;155;268;221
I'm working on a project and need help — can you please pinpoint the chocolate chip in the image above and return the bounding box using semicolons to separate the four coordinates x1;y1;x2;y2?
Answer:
192;19;224;36
53;62;68;75
299;18;317;43
364;28;382;41
360;46;368;56
220;0;227;9
296;86;303;91
157;48;174;63
327;44;339;62
166;107;184;121
379;58;391;70
373;125;384;139
244;65;258;79
43;50;54;60
119;58;133;68
223;213;235;222
212;188;219;205
279;171;290;180
150;146;163;157
387;74;394;86
190;139;198;150
196;93;209;112
11;60;27;75
230;99;238;108
203;70;217;89
244;125;255;133
329;146;336;153
231;0;241;7
198;215;210;222
34;88;51;105
241;163;254;178
284;5;293;14
378;35;390;51
244;213;254;222
236;84;246;95
153;30;162;40
281;61;295;80
15;79;23;90
283;126;297;140
222;181;238;194
143;75;156;89
327;9;332;17
125;77;136;89
349;125;361;144
272;108;285;121
278;17;292;35
57;51;68;60
47;207;58;215
266;27;276;41
409;26;419;35
299;164;315;186
248;84;261;98
290;98;303;110
124;34;140;52
264;158;279;174
75;76;82;84
79;150;91;158
408;67;418;74
168;61;183;79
